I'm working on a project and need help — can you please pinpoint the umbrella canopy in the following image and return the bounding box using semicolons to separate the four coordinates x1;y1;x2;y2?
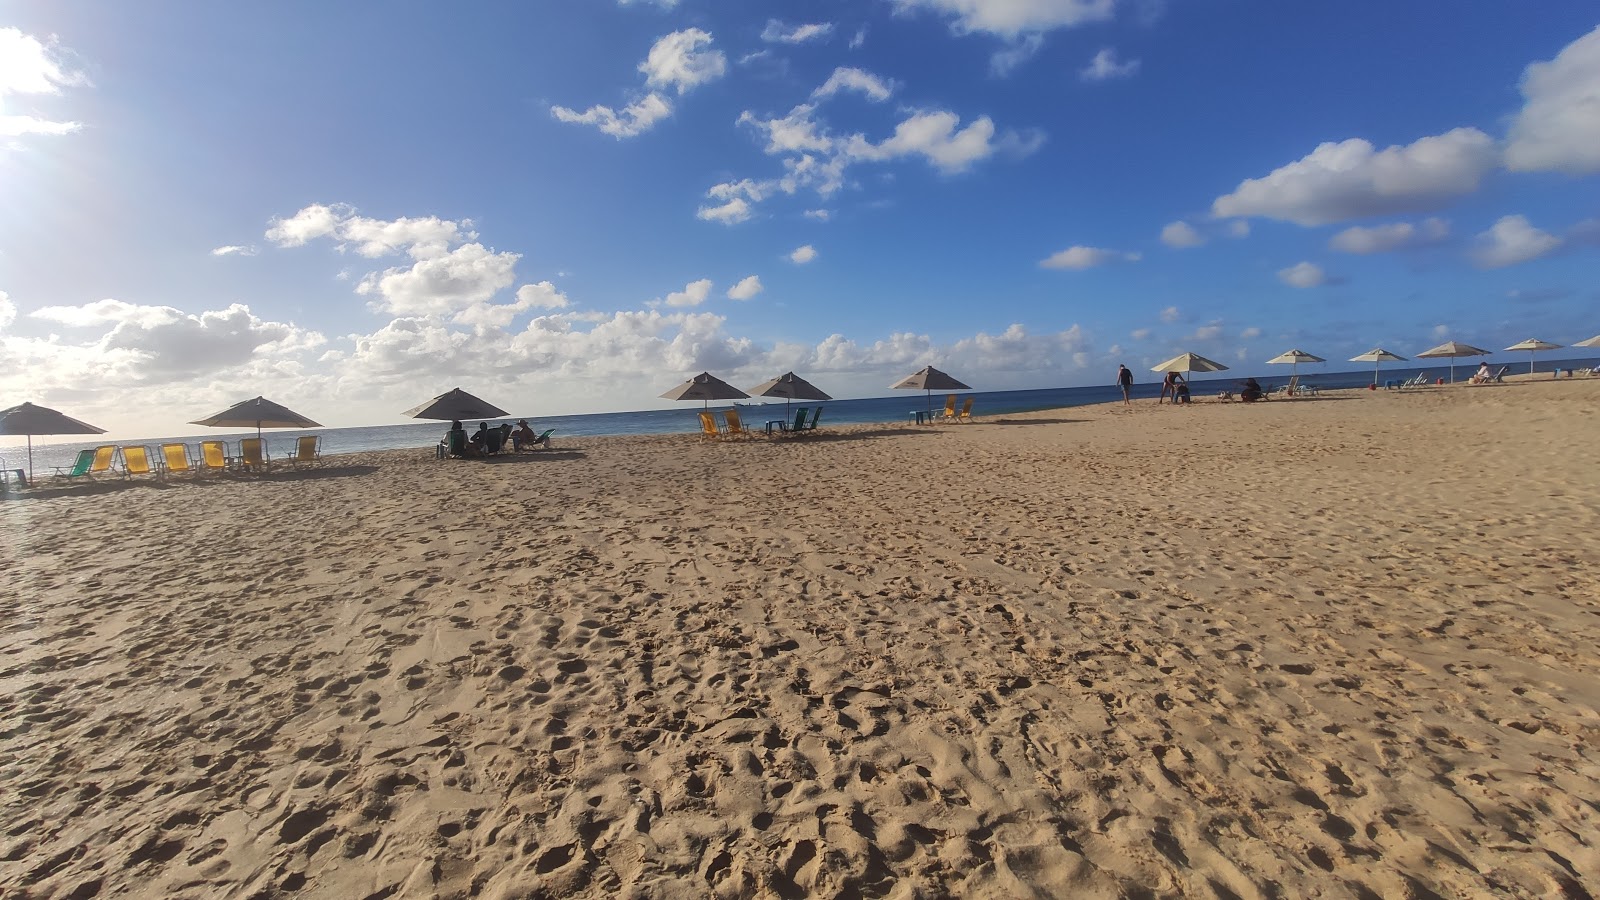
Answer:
191;396;321;440
404;387;510;422
891;366;971;418
748;371;832;417
660;372;750;407
1416;341;1491;383
1573;334;1600;348
1265;348;1324;382
0;402;107;482
1349;348;1407;385
1151;352;1230;374
1503;338;1563;375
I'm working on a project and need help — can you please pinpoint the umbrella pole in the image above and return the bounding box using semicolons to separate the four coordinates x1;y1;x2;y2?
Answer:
27;435;33;484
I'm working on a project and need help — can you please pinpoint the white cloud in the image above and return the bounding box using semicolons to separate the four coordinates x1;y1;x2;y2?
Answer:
1080;47;1140;82
1160;220;1204;248
1433;324;1451;339
0;291;14;328
812;67;895;102
551;93;673;139
639;29;727;94
1211;128;1497;226
789;245;818;264
847;110;1037;174
1472;215;1562;268
1240;327;1261;339
1039;245;1134;270
761;20;834;44
804;209;831;221
1505;26;1600;175
265;203;346;247
515;282;571;310
739;105;834;154
356;243;520;316
453;282;573;329
1277;261;1327;288
211;245;259;257
662;278;714;308
1328;218;1449;254
1187;323;1223;341
1159;306;1180;324
1130;328;1151;340
618;0;678;6
991;35;1044;77
892;0;1117;39
1228;220;1250;238
0;27;86;140
696;196;754;225
850;27;868;49
727;275;763;300
266;204;475;260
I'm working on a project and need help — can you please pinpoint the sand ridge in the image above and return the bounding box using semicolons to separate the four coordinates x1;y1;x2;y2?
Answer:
2;378;1598;898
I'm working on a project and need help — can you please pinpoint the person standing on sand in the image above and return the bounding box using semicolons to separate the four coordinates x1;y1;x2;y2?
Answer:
1158;371;1180;404
1117;365;1134;406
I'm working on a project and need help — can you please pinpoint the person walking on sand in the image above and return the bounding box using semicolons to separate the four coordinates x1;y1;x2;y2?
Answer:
1117;364;1134;406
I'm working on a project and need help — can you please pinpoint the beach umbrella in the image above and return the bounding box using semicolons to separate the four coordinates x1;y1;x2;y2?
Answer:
1503;338;1563;375
404;387;510;422
660;372;749;408
1415;341;1491;383
747;371;832;417
0;402;107;483
891;365;971;418
1151;352;1230;375
1574;335;1600;348
1265;348;1325;380
191;396;321;441
1349;348;1407;386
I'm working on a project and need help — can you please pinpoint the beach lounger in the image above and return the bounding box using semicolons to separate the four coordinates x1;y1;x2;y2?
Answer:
787;406;823;435
199;440;229;473
516;428;554;451
118;445;158;478
1272;376;1299;397
286;435;321;468
721;408;757;439
938;394;958;422
0;456;25;489
697;411;722;441
954;398;974;423
52;448;97;482
238;437;269;471
159;443;195;476
83;445;117;478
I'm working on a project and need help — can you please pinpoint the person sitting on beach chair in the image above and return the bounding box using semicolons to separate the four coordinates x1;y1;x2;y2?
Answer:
1173;380;1192;404
1239;377;1264;402
1469;361;1493;384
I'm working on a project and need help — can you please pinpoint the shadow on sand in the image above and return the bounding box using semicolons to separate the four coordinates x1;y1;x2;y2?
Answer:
2;465;381;500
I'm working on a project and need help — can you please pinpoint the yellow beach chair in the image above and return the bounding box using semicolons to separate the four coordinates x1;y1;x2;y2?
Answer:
697;411;722;441
938;394;958;422
87;444;117;477
286;435;321;468
118;445;158;478
954;398;974;423
198;440;229;473
238;437;269;471
159;443;195;476
721;408;756;439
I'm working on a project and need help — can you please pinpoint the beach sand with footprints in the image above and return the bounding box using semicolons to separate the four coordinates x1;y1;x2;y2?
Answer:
3;377;1598;898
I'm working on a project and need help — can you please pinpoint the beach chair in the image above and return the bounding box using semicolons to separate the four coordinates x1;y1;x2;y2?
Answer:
516;428;554;451
1272;376;1299;397
86;445;117;478
199;440;230;473
787;407;810;433
238;437;269;471
697;411;722;441
117;445;158;478
721;408;757;439
1400;372;1430;390
159;443;195;476
792;406;823;434
0;455;24;489
286;435;321;468
954;398;974;423
52;448;97;482
938;394;958;422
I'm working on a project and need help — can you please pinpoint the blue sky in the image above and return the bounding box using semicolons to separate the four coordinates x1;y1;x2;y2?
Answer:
2;1;1598;437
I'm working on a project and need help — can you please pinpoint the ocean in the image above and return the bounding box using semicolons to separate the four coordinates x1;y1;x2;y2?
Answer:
6;360;1597;477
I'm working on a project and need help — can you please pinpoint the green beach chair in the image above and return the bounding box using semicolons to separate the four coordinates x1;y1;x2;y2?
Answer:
52;448;97;481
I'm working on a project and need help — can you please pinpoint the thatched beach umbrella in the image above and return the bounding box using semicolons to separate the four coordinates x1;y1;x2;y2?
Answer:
891;365;970;419
1503;338;1563;375
1349;348;1407;386
0;402;107;483
404;387;510;422
191;396;321;441
747;371;831;418
1416;341;1491;383
660;372;749;408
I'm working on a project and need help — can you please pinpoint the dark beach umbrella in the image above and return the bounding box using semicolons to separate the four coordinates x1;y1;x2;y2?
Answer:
747;371;832;417
404;387;510;422
0;402;107;482
660;372;750;408
891;365;971;418
190;396;321;441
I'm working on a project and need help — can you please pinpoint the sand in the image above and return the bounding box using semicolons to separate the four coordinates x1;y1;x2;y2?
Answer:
3;377;1598;899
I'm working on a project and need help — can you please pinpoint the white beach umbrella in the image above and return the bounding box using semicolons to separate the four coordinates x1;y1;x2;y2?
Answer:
1574;335;1600;348
1416;341;1491;383
1265;349;1324;381
1151;352;1230;375
1503;338;1563;375
0;402;108;483
1349;348;1407;386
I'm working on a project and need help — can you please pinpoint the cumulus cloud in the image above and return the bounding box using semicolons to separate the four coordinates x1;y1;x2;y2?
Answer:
991;35;1044;77
1159;306;1180;324
0;291;14;328
662;278;714;308
1211;128;1497;226
1228;220;1250;238
847;110;1040;174
639;29;727;94
696;196;754;225
211;245;259;257
1039;245;1135;270
789;245;818;264
1240;327;1261;339
804;209;831;221
761;20;834;44
356;243;520;317
265;203;347;248
1130;327;1151;340
0;27;86;140
1505;26;1600;175
727;275;763;300
551;93;673;139
1328;218;1449;254
1277;261;1328;288
1160;220;1204;248
1472;215;1562;268
812;67;895;102
1080;47;1140;82
739;105;833;155
892;0;1117;39
1186;323;1224;341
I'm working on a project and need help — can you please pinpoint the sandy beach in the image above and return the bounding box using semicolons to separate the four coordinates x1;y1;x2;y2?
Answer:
3;377;1598;899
